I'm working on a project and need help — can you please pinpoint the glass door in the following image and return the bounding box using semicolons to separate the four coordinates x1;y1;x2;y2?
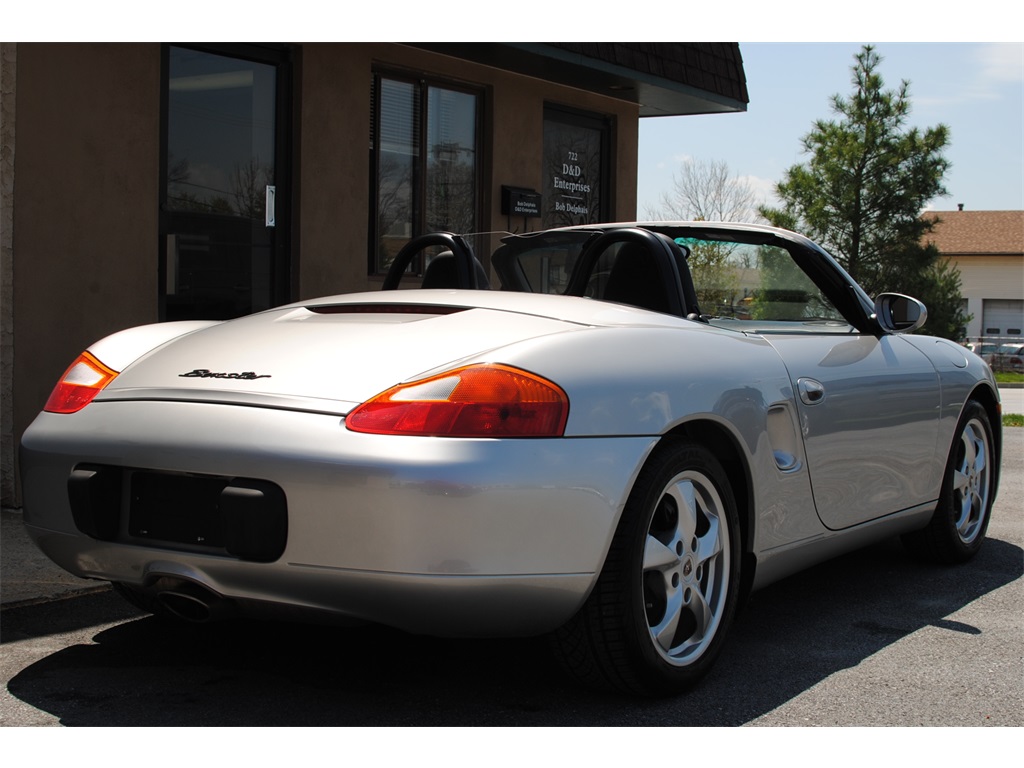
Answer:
542;105;610;228
161;45;290;320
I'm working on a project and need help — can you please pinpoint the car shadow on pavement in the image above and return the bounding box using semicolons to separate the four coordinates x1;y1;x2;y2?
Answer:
5;535;1022;727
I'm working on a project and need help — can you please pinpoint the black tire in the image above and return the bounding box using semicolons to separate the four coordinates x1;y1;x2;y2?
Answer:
902;400;996;564
553;439;741;695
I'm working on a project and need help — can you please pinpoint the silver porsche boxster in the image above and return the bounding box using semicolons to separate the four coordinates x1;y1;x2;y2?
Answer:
20;222;1002;695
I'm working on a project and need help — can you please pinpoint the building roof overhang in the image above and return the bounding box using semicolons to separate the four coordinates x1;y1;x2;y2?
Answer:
409;42;748;117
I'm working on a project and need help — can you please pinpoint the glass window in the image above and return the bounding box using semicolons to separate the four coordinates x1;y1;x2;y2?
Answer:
542;106;610;228
166;49;276;217
426;88;477;233
371;75;479;275
374;79;417;275
491;231;592;294
677;236;851;333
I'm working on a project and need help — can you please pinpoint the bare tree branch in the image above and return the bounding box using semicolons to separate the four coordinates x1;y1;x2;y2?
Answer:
645;159;763;223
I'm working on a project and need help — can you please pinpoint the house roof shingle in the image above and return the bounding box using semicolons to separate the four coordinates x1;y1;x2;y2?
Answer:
410;43;748;118
923;210;1024;256
546;43;749;109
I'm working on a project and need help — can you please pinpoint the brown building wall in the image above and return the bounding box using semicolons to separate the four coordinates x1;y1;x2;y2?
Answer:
5;42;640;504
11;43;161;503
2;44;16;501
294;43;374;298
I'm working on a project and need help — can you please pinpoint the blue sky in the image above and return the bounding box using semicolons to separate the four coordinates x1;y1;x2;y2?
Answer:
638;42;1024;216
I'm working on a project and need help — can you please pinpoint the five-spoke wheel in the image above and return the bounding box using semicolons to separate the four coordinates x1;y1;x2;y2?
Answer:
903;400;996;563
642;469;731;667
949;415;992;546
554;439;740;695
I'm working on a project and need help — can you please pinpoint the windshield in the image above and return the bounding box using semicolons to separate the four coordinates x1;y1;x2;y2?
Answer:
672;236;847;326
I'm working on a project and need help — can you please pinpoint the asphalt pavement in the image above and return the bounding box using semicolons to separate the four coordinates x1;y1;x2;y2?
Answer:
1;507;106;606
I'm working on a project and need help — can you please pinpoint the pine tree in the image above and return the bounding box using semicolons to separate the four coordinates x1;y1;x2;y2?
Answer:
760;45;969;340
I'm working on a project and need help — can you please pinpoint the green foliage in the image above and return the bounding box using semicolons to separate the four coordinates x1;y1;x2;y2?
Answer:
684;240;741;312
910;249;972;341
749;244;847;322
759;45;969;340
1003;413;1023;428
750;246;809;320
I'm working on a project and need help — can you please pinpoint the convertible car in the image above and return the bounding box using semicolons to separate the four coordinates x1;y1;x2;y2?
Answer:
20;222;1001;695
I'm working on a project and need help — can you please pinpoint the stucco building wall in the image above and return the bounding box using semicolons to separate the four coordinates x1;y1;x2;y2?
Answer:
2;44;16;503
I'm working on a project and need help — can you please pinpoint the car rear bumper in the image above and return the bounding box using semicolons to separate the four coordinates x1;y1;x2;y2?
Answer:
23;524;599;635
21;400;657;635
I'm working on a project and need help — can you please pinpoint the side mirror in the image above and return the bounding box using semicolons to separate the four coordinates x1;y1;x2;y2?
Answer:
874;293;928;334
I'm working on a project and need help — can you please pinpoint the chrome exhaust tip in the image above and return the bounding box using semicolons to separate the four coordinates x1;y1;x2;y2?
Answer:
155;581;235;623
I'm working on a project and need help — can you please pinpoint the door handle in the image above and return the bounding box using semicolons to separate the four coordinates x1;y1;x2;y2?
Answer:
265;185;276;228
797;377;826;406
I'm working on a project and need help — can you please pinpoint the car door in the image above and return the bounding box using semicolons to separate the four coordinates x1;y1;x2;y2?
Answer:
682;231;942;530
763;332;941;529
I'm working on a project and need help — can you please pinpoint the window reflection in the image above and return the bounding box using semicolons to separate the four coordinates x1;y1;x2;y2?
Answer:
542;107;608;228
372;75;478;274
163;46;279;321
167;48;276;219
674;239;845;324
375;79;417;274
426;88;476;234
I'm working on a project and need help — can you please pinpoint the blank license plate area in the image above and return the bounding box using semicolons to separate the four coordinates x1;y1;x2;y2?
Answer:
129;471;229;548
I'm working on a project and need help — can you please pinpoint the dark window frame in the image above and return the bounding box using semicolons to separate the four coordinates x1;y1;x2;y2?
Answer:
369;69;484;276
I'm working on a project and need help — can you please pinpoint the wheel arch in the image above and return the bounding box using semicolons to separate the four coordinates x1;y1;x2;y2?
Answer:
964;383;1002;498
660;418;758;600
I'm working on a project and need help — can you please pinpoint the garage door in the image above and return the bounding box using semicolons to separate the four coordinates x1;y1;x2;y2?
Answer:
982;299;1024;339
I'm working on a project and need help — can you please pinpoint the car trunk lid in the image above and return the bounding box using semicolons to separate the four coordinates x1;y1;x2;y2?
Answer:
98;298;591;413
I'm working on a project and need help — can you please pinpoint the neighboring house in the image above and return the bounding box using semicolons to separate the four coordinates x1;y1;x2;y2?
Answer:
922;209;1024;343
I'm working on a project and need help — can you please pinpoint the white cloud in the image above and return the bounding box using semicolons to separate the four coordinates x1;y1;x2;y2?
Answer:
742;175;778;204
943;43;1023;104
897;43;1022;109
977;43;1024;84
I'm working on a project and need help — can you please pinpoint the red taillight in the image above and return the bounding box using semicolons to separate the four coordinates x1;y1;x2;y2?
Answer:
43;351;119;414
346;364;569;437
